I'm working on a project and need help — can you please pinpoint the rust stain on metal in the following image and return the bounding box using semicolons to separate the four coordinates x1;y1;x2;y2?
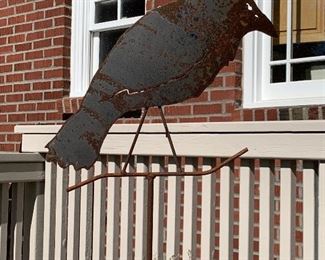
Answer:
45;0;277;170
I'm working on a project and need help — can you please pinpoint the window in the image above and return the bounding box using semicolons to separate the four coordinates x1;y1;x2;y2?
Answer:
243;0;325;108
70;0;145;97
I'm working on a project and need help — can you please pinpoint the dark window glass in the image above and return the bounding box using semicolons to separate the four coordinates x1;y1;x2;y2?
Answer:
122;0;145;18
99;29;126;65
271;65;286;83
292;61;325;81
95;0;117;23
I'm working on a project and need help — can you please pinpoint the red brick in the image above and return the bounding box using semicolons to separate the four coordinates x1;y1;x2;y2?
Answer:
8;34;25;44
6;93;23;102
34;19;53;30
211;89;236;100
37;102;56;110
0;135;5;142
0;7;14;17
54;57;69;67
14;62;32;71
0;37;6;45
0;104;17;112
254;109;265;121
54;16;70;26
267;109;278;120
53;80;69;89
0;124;14;132
179;117;208;123
6;74;24;82
16;3;34;14
55;0;72;5
0;45;13;53
27;113;45;121
8;113;26;122
0;0;7;8
225;75;241;87
0;144;15;151
25;50;43;60
44;91;63;100
32;82;51;90
0;19;6;27
164;105;191;116
8;15;25;25
26;11;44;22
34;59;52;69
33;39;52;49
0;55;4;63
0;26;13;36
15;42;32;52
26;31;44;41
243;110;253;121
25;71;42;80
308;107;319;120
53;36;70;46
8;0;24;5
45;7;67;18
45;27;70;38
0;85;12;93
14;83;30;92
44;47;63;57
6;53;23;63
7;134;21;142
36;0;54;9
193;104;222;114
44;69;65;78
209;115;232;122
0;65;12;73
46;112;62;121
25;92;43;101
18;103;36;111
15;23;33;33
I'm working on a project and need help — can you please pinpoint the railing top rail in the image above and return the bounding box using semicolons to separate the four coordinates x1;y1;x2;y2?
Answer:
15;121;325;160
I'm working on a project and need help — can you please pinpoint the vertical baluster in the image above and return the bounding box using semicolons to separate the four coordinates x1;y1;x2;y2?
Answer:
106;156;121;260
28;182;45;260
318;161;325;259
303;161;317;260
166;158;181;259
92;159;107;260
200;158;215;260
219;164;234;260
67;166;81;260
120;157;135;259
0;183;9;260
54;166;68;260
152;157;164;259
135;156;148;259
183;157;197;259
43;162;56;260
280;161;296;259
239;160;254;260
10;183;24;260
79;168;94;260
259;160;274;260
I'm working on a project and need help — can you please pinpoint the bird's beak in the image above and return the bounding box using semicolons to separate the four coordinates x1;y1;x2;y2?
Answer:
257;12;278;38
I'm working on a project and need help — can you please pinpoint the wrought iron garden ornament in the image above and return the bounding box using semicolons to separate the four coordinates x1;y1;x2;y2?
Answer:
46;0;277;170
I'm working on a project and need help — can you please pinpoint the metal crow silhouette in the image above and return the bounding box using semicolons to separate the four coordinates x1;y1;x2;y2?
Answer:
46;0;277;170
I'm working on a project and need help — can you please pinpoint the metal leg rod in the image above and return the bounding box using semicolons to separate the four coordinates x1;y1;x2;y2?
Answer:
158;107;182;173
122;108;148;174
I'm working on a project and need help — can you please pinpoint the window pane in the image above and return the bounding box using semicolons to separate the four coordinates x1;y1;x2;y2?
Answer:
99;29;126;65
271;0;287;61
292;61;325;81
122;0;145;18
271;65;286;83
293;42;325;59
95;0;117;23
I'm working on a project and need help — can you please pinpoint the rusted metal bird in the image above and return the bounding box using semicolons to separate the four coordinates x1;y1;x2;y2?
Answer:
46;0;277;170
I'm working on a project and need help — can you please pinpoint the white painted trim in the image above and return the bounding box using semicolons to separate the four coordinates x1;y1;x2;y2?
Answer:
243;0;325;108
14;120;325;133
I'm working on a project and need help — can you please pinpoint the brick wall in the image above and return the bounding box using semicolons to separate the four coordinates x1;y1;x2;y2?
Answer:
0;0;71;151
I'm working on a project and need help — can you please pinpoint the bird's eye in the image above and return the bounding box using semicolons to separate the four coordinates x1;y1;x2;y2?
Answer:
246;3;253;11
255;14;259;18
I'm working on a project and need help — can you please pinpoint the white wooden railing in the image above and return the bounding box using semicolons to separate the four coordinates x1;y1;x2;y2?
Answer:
2;120;325;259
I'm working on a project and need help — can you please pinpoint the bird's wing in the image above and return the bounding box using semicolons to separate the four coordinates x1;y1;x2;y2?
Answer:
97;10;207;94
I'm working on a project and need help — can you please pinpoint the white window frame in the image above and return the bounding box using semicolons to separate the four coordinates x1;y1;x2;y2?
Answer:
70;0;145;97
243;0;325;108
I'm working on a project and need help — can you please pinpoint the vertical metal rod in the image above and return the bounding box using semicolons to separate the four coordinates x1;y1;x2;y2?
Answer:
146;175;154;260
122;108;148;174
158;107;182;173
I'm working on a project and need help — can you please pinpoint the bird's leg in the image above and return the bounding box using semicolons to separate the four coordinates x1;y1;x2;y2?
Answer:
122;108;148;174
158;106;183;173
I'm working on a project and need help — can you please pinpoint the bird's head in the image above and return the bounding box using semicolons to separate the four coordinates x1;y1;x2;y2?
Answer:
232;0;278;38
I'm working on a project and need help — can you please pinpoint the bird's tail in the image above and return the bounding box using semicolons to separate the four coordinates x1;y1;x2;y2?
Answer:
46;95;123;170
